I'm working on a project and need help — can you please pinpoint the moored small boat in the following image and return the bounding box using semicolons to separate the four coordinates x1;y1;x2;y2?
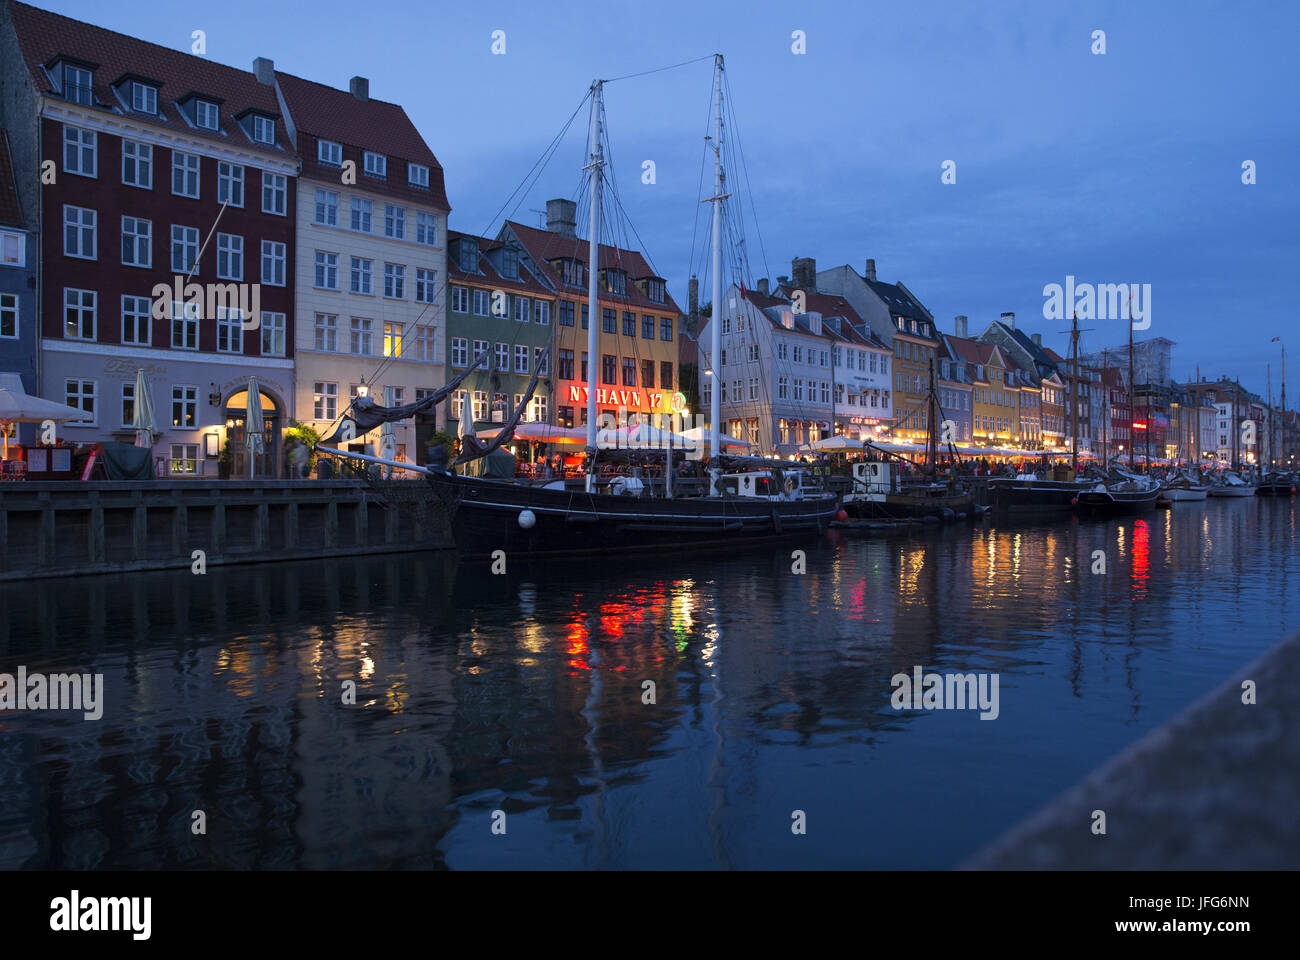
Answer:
1207;473;1257;497
1076;471;1162;516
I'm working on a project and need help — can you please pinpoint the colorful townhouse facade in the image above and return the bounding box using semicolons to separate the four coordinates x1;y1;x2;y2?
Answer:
444;230;553;432
503;202;681;430
0;126;38;446
2;1;299;476
278;69;449;466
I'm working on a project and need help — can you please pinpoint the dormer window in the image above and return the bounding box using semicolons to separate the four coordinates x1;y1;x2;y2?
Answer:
646;277;666;304
408;163;429;188
194;100;219;130
810;315;821;335
458;238;477;273
318;139;342;166
557;258;584;287
252;116;275;144
603;268;626;296
363;151;386;177
62;64;93;105
501;246;520;280
131;81;157;114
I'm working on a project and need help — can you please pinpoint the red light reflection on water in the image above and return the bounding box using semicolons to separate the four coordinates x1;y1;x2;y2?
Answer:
1131;520;1150;599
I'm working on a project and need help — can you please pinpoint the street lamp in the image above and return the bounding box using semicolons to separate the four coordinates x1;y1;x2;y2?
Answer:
357;378;370;398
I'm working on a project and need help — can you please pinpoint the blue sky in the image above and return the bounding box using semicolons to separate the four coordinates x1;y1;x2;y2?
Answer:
41;0;1300;397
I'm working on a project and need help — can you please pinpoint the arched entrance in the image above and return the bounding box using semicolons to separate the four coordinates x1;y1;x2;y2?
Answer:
223;387;282;478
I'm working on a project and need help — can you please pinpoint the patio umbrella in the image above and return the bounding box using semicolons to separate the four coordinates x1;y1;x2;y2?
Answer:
131;367;157;448
245;376;263;478
0;372;92;457
476;422;588;445
681;425;753;451
806;435;869;452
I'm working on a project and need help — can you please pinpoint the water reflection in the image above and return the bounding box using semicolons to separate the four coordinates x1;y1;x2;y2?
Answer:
0;498;1295;869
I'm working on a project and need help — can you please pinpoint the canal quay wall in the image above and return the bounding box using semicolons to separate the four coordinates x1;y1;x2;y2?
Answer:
964;630;1300;869
0;480;454;582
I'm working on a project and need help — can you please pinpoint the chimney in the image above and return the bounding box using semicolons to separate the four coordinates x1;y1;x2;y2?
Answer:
349;76;369;102
757;277;769;296
1001;311;1016;329
864;258;877;282
253;57;275;86
545;198;578;239
688;275;699;316
1031;333;1042;347
954;315;968;338
791;257;817;293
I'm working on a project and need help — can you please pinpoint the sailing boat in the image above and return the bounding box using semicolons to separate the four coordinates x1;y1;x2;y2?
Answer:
324;57;839;557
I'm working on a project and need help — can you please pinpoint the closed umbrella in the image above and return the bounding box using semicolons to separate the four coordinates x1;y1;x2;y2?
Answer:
131;367;157;448
378;385;397;477
245;376;263;478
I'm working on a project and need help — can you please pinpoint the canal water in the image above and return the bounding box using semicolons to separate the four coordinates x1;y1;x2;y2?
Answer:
1;497;1296;869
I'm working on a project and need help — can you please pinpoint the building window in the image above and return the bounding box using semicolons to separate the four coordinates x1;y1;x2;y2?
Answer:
171;225;198;274
262;240;286;286
121;295;151;345
661;362;673;390
64;288;96;339
217;162;244;207
529;395;548;423
604;269;626;296
172;151;200;198
216;233;243;280
642;314;654;339
350;257;373;294
216;308;243;353
515;344;530;374
313;382;338;420
383;322;404;358
364;152;387;177
535;347;549;375
646;278;666;304
660;316;673;341
130;81;157;114
172;385;198;427
472;391;488;421
350;198;372;232
451;337;468;367
750;378;759;401
383;263;405;299
0;293;16;339
384;204;406;239
451;286;469;313
63;205;96;259
559;301;574;326
252;115;275;145
63;126;97;177
623;311;636;337
169;444;199;475
472;289;489;316
171;301;199;349
315;251;338;289
622;357;636;386
416;212;437;245
318;140;342;166
65;379;96;423
415;268;437;304
642;359;655;389
409;163;430;188
1;231;24;267
314;189;338;226
514;297;529;323
494;341;510;371
262;173;287;215
194;100;219;129
62;65;93;105
602;354;616;385
582;305;589;329
558;349;574;380
778;376;789;400
261;312;286;357
350;317;373;355
314;313;338;351
602;308;616;334
121;140;152;188
121;216;152;267
413;326;436;362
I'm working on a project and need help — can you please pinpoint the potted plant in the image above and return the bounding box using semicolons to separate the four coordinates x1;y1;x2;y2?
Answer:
218;438;233;479
285;420;321;479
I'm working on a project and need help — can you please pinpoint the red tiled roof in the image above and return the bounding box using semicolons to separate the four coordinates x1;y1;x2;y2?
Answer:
505;220;681;314
946;335;997;365
446;230;554;297
0;131;22;227
274;71;448;209
7;2;290;161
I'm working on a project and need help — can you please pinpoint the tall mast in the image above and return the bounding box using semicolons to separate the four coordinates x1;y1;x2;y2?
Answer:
584;80;604;492
1070;313;1080;475
1281;343;1288;470
1233;377;1240;471
1267;364;1273;469
708;54;725;463
1102;350;1109;470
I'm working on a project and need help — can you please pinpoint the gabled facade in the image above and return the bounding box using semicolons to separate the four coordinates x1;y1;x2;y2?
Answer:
2;1;298;476
444;230;554;431
276;69;448;465
505;202;681;429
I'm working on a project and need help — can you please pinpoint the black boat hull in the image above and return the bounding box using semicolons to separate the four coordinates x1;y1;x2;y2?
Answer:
428;473;840;558
987;479;1090;515
1075;491;1160;516
843;491;974;520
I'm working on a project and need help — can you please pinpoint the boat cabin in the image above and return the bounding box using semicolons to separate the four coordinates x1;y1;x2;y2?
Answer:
851;460;895;494
718;469;809;501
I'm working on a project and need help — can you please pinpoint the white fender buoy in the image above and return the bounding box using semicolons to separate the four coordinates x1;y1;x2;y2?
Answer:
518;509;536;529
